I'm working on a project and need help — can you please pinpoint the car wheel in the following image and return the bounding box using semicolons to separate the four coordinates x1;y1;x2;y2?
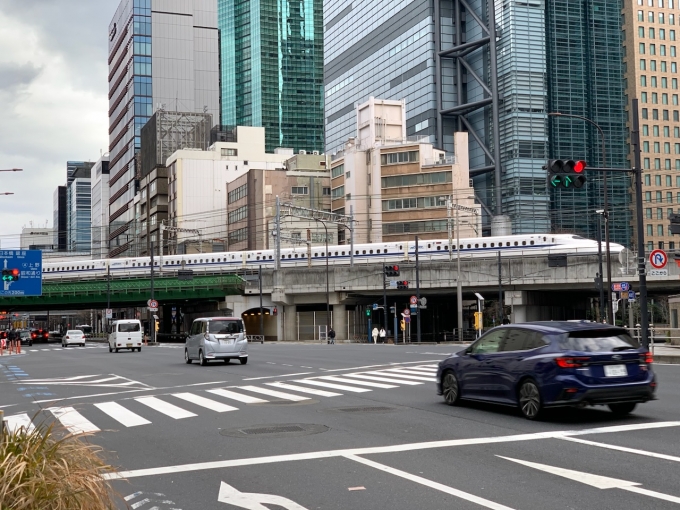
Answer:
109;345;113;353
115;347;119;353
223;359;231;364
185;349;192;364
442;371;460;406
608;403;637;416
62;342;65;348
199;350;207;366
137;347;142;352
29;342;32;347
239;357;248;365
518;379;543;420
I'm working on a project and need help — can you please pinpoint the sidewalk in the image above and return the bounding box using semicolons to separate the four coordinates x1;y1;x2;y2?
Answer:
652;344;680;364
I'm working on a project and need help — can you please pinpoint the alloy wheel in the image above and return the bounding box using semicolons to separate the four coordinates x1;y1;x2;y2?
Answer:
519;381;542;420
442;372;459;405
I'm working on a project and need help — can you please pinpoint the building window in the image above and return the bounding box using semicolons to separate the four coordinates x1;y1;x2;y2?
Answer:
331;164;344;178
323;187;331;196
669;192;674;203
228;227;247;244
642;92;648;103
228;183;247;204
647;224;653;236
331;186;345;199
658;225;665;236
657;191;664;202
646;191;652;202
291;186;309;195
645;174;651;186
640;43;646;54
641;75;647;87
221;148;238;157
646;208;653;219
641;59;647;71
150;180;156;193
382;219;449;235
657;207;664;219
638;10;644;21
381;171;452;188
345;171;351;179
380;150;419;165
228;205;248;224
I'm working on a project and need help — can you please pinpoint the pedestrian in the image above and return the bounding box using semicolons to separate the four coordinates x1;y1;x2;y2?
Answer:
328;328;336;345
372;326;379;344
502;317;510;325
379;327;386;343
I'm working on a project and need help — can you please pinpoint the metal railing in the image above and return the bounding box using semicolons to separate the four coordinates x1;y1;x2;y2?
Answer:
247;335;264;344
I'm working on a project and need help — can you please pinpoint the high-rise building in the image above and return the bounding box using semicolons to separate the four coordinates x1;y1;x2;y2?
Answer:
66;162;94;253
91;155;110;260
323;1;631;244
623;0;680;253
52;186;67;251
218;0;324;154
108;0;220;257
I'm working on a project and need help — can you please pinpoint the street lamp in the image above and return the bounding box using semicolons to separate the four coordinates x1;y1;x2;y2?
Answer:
313;218;330;339
548;112;613;324
595;210;606;321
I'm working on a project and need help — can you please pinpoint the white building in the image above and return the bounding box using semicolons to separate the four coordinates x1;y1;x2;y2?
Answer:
90;154;110;260
165;126;290;252
20;227;53;251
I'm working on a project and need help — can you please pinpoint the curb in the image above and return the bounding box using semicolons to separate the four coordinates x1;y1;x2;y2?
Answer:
654;355;680;364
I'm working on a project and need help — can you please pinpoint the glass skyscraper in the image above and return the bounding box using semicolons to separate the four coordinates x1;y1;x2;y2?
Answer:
218;0;324;153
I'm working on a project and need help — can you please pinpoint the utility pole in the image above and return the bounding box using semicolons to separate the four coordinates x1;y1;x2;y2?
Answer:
415;236;421;343
382;265;388;337
350;205;354;269
150;240;155;343
259;265;264;341
497;251;503;323
275;196;281;270
106;264;111;332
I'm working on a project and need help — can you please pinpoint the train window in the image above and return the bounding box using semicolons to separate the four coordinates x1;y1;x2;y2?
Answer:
437;246;441;250
507;242;511;247
522;241;526;246
256;256;260;260
342;251;346;255
247;255;251;259
514;241;518;246
467;244;471;249
335;252;339;256
314;253;318;257
491;243;495;247
362;250;366;254
288;255;292;259
356;251;359;255
474;244;479;248
483;244;487;248
294;254;298;258
212;259;215;262
399;245;403;250
369;250;373;254
543;237;547;241
269;255;273;259
427;244;431;248
530;241;534;245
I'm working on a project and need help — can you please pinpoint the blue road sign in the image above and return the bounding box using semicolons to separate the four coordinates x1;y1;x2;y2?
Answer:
372;303;378;310
628;290;636;301
620;282;630;292
0;250;42;297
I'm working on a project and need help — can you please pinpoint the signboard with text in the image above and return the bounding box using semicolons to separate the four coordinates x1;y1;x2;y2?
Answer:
0;250;42;297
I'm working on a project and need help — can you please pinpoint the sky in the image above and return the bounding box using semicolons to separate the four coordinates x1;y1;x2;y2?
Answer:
0;0;117;248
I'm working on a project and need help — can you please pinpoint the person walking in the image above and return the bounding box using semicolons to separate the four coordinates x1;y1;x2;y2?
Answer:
371;327;379;344
328;328;336;345
379;327;386;343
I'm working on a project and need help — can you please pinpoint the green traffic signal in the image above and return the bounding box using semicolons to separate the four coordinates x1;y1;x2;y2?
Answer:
1;269;19;282
365;309;371;317
546;159;587;189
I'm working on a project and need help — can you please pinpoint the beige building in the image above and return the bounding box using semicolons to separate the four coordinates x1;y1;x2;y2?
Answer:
623;1;680;252
225;153;332;251
330;97;480;244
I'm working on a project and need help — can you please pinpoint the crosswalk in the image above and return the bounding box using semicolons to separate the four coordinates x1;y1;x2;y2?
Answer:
2;365;438;435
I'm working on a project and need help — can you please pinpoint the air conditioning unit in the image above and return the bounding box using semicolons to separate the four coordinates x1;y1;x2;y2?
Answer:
469;179;474;188
312;150;320;155
299;150;307;155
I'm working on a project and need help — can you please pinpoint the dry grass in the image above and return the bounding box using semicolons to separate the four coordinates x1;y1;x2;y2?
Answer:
0;421;123;510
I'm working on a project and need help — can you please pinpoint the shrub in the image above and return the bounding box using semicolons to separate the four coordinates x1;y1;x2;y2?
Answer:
0;421;122;509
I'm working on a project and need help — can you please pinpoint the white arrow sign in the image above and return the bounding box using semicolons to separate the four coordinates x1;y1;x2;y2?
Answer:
218;481;308;509
497;456;680;504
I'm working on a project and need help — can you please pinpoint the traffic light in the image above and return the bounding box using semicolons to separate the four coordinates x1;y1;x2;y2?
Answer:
365;308;371;317
670;213;680;235
396;281;409;290
384;265;400;277
1;269;19;282
400;319;406;331
474;312;483;331
545;159;587;189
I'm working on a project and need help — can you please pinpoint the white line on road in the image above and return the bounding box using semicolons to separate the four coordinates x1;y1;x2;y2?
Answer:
292;379;371;393
3;413;35;433
317;375;397;389
621;486;680;504
243;372;314;381
344;454;515;510
374;370;435;382
342;373;423;385
173;393;238;413
48;407;100;435
135;397;197;419
104;421;680;480
207;388;268;404
559;436;680;463
267;382;341;397
94;402;151;427
238;385;310;401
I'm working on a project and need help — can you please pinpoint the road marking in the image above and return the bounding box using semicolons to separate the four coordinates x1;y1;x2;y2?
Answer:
342;373;423;385
374;370;435;381
243;372;314;381
317;375;397;389
48;406;100;435
345;454;515;510
104;421;680;480
266;382;341;397
292;379;371;393
94;402;151;427
136;397;197;419
392;367;437;376
3;413;35;433
218;481;308;509
559;436;680;463
173;393;238;413
499;455;680;504
207;388;269;404
19;373;151;389
238;385;310;401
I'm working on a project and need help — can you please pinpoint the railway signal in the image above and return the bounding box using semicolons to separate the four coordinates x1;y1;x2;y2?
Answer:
384;265;400;277
545;159;587;189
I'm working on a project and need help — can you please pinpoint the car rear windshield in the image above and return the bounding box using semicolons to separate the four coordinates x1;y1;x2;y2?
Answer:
118;323;140;333
208;320;243;334
557;329;640;352
66;330;82;335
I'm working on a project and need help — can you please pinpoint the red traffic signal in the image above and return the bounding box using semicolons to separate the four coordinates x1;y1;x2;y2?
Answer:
573;160;586;173
546;159;587;189
1;268;20;282
396;281;409;289
384;265;400;277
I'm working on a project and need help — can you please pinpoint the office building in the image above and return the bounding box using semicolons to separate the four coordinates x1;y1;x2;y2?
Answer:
324;1;630;244
108;0;220;257
218;0;324;154
165;126;290;253
330;98;480;244
52;186;67;251
91;155;110;259
66;162;94;253
20;227;54;251
623;0;680;253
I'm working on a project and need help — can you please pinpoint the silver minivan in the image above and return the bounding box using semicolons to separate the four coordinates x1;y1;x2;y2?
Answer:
185;317;248;366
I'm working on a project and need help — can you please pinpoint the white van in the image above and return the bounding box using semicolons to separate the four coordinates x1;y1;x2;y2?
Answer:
108;319;143;353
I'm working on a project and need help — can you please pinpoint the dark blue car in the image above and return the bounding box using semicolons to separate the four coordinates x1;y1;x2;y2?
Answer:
436;322;656;420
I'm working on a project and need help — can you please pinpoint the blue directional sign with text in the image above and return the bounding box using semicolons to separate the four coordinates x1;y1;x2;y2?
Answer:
0;250;42;296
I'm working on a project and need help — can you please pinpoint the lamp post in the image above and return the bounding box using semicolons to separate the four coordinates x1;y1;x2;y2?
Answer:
313;219;330;339
595;210;606;321
549;112;613;324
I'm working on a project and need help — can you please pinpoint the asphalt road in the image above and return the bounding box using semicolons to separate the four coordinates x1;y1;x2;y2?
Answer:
2;341;680;510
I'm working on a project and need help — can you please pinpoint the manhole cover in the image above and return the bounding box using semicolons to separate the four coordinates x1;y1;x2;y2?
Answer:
219;423;328;439
324;406;397;414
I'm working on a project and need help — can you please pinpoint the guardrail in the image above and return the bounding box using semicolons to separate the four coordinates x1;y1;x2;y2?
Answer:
247;335;264;344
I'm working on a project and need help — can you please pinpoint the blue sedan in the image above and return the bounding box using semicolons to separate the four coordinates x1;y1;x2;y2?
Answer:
436;322;656;420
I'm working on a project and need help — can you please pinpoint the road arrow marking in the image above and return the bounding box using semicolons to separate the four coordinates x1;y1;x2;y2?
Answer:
217;481;308;509
498;456;680;504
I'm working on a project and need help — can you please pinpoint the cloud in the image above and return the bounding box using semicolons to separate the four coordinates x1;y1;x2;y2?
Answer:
0;1;117;249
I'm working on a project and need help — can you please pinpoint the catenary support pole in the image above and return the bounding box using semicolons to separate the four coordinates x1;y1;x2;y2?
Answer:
596;213;606;321
497;251;502;323
259;265;264;341
415;236;421;343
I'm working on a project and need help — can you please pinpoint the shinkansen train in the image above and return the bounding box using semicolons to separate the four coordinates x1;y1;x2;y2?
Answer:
42;234;624;282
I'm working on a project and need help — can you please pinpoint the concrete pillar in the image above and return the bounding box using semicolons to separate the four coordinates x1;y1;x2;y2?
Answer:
283;305;297;341
332;305;347;341
511;306;527;324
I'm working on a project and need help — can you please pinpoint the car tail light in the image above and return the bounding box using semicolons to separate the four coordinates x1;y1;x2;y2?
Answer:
65;336;69;339
555;356;590;368
640;352;653;364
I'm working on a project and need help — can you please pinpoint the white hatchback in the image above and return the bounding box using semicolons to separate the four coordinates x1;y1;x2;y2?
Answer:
62;330;86;347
